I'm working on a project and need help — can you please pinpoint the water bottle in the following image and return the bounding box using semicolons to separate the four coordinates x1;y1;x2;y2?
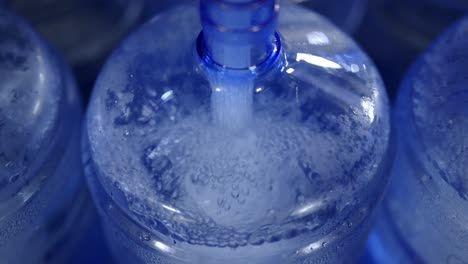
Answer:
355;0;468;100
367;16;468;264
290;0;367;33
1;0;145;98
83;1;392;263
0;7;91;264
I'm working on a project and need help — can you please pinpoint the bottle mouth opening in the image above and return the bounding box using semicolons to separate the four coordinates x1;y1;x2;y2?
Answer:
196;31;282;72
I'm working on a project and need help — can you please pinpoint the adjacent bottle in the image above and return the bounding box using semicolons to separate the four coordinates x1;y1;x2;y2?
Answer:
1;0;145;99
83;1;392;263
0;8;91;264
355;0;468;100
291;0;367;33
368;16;468;263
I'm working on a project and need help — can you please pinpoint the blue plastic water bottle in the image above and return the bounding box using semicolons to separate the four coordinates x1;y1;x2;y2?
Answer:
83;1;392;263
356;0;468;100
368;16;468;264
0;8;91;264
1;0;145;97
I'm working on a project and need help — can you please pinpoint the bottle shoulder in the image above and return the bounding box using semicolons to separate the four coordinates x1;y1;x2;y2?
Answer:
0;9;78;188
89;3;390;136
396;16;468;200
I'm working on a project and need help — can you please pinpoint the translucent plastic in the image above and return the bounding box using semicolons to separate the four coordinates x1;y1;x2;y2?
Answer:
291;0;367;33
144;0;187;20
1;0;144;92
356;0;468;99
84;2;392;263
0;8;91;264
368;16;468;263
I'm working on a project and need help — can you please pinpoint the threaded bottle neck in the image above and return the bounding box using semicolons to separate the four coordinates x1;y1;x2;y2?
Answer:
199;0;279;69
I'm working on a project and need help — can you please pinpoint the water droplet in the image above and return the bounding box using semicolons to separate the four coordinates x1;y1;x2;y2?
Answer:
217;198;225;207
190;173;199;183
447;119;454;128
8;173;19;183
349;105;359;115
140;233;151;241
296;194;305;204
267;184;274;191
343;221;353;228
238;198;246;205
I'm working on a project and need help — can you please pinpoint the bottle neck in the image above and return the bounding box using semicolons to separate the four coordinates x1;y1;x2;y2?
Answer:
199;0;279;69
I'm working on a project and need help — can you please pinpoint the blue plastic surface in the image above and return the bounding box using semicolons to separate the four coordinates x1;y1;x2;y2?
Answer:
84;1;392;263
292;0;367;33
367;16;468;264
0;8;91;264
